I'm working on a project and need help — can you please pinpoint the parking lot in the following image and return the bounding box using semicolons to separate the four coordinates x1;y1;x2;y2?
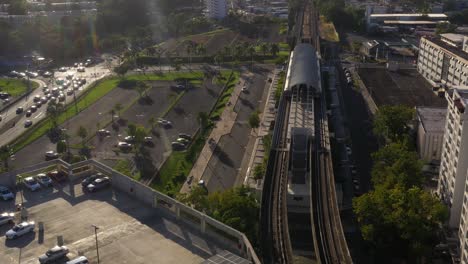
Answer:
0;181;222;263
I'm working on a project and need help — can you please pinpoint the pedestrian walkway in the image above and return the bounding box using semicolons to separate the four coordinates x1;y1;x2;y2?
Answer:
180;73;247;194
244;69;279;189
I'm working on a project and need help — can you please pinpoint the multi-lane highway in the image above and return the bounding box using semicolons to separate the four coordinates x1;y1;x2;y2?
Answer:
0;61;113;148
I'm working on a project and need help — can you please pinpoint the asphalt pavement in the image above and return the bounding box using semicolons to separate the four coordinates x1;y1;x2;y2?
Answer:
203;65;271;192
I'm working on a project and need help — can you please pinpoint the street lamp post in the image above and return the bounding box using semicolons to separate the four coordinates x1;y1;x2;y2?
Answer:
92;225;100;263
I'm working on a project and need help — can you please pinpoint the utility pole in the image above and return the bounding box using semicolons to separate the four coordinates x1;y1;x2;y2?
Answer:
92;225;100;263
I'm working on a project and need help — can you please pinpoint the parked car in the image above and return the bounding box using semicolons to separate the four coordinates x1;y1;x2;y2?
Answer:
176;138;189;145
66;256;89;264
241;86;248;93
81;173;102;187
45;151;59;160
36;173;53;187
0;186;14;200
77;66;85;72
38;245;69;264
178;133;191;140
23;177;41;191
24;120;33;128
42;71;53;77
58;67;67;72
6;221;35;239
124;136;135;143
96;129;111;137
346;146;352;156
118;142;132;150
87;176;111;192
0;212;14;226
171;142;186;151
47;170;67;183
157;118;172;128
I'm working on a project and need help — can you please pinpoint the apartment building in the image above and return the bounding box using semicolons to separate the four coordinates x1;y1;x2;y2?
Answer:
416;107;447;162
417;34;468;90
437;88;468;228
205;0;228;19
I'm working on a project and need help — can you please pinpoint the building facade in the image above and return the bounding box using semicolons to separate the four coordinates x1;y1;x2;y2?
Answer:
416;107;447;162
437;88;468;228
417;34;468;90
205;0;228;19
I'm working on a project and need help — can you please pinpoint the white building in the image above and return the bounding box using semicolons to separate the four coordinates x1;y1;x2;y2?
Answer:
205;0;228;19
416;107;447;162
417;34;468;90
437;88;468;228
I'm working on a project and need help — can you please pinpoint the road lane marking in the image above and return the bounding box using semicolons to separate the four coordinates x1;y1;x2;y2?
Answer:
34;112;44;119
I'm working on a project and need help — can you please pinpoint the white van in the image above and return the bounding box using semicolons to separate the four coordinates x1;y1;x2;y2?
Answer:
66;256;89;264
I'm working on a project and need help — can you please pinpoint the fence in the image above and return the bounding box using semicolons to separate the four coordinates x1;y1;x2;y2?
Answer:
0;159;261;264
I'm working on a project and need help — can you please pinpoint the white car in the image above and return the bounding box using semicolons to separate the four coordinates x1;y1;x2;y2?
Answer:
24;177;41;191
0;186;14;200
39;245;69;264
118;142;132;149
6;221;35;239
36;173;53;187
45;151;59;159
0;212;14;226
157;118;172;127
24;120;33;127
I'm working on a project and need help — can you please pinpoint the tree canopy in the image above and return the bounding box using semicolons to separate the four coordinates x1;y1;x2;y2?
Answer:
373;105;414;142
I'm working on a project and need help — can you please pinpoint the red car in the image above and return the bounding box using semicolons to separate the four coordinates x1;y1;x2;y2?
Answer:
47;170;68;183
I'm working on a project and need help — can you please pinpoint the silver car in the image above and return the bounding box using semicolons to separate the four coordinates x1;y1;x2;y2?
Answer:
6;221;35;239
0;212;14;226
38;245;69;264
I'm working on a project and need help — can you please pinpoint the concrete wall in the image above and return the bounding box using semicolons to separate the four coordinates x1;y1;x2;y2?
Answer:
417;123;444;162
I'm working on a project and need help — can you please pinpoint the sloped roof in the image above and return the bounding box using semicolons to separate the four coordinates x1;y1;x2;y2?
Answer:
288;43;320;90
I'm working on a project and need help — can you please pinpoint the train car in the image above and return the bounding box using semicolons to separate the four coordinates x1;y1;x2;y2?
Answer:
285;43;321;97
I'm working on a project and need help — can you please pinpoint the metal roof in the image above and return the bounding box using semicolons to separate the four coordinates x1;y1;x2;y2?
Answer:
288;43;320;90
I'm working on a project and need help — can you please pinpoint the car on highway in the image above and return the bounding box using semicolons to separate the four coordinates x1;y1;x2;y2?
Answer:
58;67;67;72
0;92;10;99
35;101;42;108
23;177;41;191
66;88;74;95
24;120;33;127
26;71;39;78
86;176;111;192
6;221;35;239
36;173;53;187
47;170;67;183
16;107;23;114
42;71;53;77
38;245;69;264
171;142;186;151
0;186;14;201
77;66;85;72
30;105;37;112
178;133;191;140
33;95;41;102
124;136;135;143
0;212;14;226
45;151;59;160
58;94;66;102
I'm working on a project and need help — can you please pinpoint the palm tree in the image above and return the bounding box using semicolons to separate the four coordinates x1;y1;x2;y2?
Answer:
270;43;280;57
260;42;269;56
114;103;123;117
77;126;88;148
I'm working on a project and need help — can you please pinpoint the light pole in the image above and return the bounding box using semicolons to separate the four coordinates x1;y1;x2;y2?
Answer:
92;225;100;263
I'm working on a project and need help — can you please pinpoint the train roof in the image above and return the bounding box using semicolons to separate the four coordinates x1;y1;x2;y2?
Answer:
288;43;320;91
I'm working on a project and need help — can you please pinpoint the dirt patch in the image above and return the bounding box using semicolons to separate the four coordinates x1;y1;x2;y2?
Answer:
358;68;447;107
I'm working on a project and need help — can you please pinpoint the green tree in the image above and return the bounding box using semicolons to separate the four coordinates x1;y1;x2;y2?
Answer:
127;123;137;138
77;126;88;148
56;140;67;154
270;43;280;57
148;116;156;131
253;163;265;180
114;103;123;117
373;105;414;142
436;22;457;35
46;102;62;129
248;110;260;129
0;145;11;171
8;0;28;15
353;185;448;261
371;142;424;189
114;64;129;79
198;112;209;134
260;42;269;56
136;81;147;98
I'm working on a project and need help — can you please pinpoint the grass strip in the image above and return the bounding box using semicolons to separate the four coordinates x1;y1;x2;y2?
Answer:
150;71;239;196
0;78;39;96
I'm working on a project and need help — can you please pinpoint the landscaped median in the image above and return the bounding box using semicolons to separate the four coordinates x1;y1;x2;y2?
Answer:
0;78;39;96
11;72;206;152
150;71;239;196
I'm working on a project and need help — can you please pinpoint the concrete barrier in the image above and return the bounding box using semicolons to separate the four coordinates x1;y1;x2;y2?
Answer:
0;159;261;263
